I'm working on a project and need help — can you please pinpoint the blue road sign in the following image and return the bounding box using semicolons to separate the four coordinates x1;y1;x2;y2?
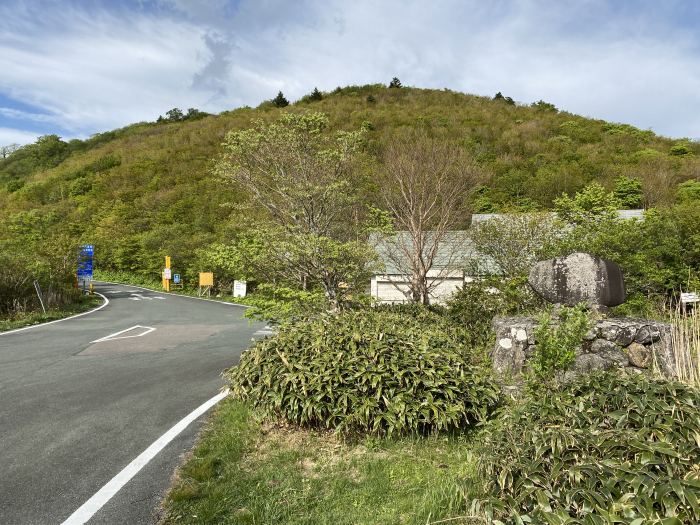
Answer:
173;274;181;284
77;244;94;279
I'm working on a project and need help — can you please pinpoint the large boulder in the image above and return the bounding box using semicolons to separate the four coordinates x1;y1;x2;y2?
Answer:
528;252;626;307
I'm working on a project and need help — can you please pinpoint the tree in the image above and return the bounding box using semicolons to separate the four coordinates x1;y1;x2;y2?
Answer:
216;112;374;310
272;91;289;108
676;180;700;203
388;77;402;88
186;108;207;119
532;100;557;112
308;87;323;101
613;176;643;208
165;108;184;121
469;213;561;277
554;182;620;225
0;143;19;159
380;131;481;304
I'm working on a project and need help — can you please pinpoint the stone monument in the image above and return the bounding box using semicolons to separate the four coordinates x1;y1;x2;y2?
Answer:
490;253;676;383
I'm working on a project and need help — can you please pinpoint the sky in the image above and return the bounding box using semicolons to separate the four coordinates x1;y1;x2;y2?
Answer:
1;0;700;146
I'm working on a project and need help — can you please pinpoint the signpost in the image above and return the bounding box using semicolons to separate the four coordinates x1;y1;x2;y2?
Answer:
77;244;94;293
233;280;247;298
681;292;699;304
681;291;699;313
199;272;213;297
162;256;171;292
173;274;181;285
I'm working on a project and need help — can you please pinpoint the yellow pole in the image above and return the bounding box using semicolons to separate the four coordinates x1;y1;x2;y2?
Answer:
164;256;171;292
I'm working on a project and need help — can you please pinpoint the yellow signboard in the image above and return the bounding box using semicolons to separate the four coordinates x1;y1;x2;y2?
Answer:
199;272;214;286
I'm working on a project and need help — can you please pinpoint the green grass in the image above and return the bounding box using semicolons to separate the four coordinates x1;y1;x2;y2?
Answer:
162;399;483;525
0;294;103;332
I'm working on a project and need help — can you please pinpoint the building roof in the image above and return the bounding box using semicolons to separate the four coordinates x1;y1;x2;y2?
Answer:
471;209;645;225
369;231;499;275
371;210;645;277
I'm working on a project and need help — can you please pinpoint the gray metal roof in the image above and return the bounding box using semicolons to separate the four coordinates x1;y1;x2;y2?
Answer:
471;209;645;225
369;231;499;275
371;209;645;277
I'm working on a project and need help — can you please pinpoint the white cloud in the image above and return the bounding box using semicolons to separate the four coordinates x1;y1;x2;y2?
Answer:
0;127;39;146
1;0;699;139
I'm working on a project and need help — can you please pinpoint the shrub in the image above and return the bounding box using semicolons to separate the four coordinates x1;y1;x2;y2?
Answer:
475;372;700;524
446;277;544;348
530;304;590;382
227;310;500;436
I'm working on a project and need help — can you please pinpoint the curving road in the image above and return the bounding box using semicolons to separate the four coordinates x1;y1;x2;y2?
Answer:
0;282;266;524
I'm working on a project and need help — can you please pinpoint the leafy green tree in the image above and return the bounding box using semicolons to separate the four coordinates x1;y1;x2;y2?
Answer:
670;142;692;156
216;112;373;310
469;213;561;277
676;180;700;203
165;108;185;121
271;91;289;108
532;100;557;112
613;176;643;208
554;182;620;225
388;77;402;88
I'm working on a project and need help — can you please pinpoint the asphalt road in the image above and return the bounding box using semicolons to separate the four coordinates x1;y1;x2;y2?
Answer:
0;282;267;524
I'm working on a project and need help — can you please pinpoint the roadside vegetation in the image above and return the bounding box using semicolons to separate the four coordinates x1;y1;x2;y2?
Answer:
0;293;102;333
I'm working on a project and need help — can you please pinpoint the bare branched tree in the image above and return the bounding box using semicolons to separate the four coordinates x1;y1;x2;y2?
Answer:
1;143;20;159
380;132;482;305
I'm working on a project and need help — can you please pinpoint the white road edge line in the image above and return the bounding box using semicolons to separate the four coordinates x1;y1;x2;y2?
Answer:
0;293;110;337
96;280;252;308
90;325;156;343
61;389;229;525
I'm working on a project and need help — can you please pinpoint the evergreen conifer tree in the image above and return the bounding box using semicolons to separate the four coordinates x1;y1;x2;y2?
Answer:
388;77;402;88
272;91;289;108
309;87;323;101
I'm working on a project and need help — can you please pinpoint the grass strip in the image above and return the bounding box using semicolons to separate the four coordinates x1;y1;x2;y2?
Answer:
162;399;483;525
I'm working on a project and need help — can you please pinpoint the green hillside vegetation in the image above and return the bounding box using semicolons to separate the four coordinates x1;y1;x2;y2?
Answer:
1;84;699;317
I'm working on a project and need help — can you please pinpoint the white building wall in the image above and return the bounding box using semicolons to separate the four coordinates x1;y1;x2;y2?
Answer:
371;270;467;305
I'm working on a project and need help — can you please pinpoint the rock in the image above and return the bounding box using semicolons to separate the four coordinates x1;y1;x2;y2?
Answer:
615;326;636;346
625;342;652;368
583;327;598;341
598;321;620;341
528;252;626;307
600;347;629;368
570;353;608;373
590;339;618;354
651;326;677;378
490;317;533;378
634;325;660;345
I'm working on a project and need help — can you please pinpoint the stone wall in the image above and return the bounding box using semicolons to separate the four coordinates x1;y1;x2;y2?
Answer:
491;316;676;381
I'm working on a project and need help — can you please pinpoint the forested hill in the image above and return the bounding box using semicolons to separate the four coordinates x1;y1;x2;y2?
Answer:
1;84;698;280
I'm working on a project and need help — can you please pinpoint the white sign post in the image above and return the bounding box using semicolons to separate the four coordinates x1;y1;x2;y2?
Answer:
233;280;247;298
681;292;699;305
163;268;172;280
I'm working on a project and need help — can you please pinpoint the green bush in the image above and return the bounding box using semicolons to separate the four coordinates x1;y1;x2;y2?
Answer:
530;304;590;382
446;277;543;348
475;372;700;524
228;310;500;436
